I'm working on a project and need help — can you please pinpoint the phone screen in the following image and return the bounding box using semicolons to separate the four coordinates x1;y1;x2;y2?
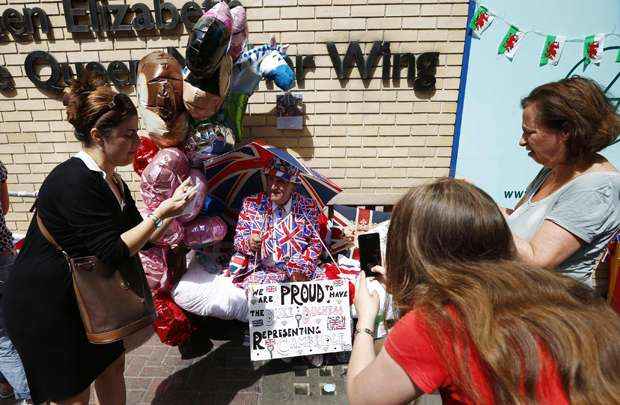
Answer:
358;233;381;277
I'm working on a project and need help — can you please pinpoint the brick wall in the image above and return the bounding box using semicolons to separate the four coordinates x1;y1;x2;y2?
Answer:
0;0;468;232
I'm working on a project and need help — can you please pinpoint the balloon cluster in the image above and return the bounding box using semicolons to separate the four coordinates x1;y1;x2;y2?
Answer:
133;0;296;346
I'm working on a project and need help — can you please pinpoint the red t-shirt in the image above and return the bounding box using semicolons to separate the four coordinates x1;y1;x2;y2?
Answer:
384;307;569;405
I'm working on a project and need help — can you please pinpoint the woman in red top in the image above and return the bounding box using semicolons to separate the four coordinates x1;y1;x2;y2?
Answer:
347;178;620;404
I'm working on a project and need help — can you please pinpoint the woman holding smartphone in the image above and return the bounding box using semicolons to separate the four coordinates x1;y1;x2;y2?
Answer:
348;179;620;404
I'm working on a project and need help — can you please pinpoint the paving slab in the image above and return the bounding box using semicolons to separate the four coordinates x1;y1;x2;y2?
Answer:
0;326;441;405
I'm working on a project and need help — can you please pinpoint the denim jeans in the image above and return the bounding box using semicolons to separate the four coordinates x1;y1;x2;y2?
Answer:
0;254;31;400
0;335;30;400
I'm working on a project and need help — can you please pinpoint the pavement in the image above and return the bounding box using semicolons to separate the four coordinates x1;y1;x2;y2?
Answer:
0;318;350;405
0;317;442;404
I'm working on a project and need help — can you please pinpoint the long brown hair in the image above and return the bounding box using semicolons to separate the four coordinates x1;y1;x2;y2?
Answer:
386;178;620;404
521;76;620;164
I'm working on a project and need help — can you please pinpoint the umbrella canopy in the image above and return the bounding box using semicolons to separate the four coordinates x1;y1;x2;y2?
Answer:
203;141;342;210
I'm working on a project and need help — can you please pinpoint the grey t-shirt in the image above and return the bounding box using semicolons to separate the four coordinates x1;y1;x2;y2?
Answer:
507;168;620;286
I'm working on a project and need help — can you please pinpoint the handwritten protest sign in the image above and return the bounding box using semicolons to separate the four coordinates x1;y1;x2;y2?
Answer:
248;279;352;361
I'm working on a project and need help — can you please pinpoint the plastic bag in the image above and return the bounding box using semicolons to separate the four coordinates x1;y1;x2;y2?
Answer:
177;169;208;223
132;134;159;176
183;215;227;248
172;254;248;321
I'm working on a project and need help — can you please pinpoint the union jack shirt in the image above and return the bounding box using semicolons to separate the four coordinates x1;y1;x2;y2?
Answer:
231;192;323;287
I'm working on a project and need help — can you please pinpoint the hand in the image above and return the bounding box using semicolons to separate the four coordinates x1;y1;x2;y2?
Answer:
370;265;387;284
156;178;197;220
354;272;380;328
500;206;514;219
250;235;262;252
370;265;386;277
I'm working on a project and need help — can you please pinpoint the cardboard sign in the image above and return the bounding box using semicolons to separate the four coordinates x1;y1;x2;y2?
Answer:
248;280;352;361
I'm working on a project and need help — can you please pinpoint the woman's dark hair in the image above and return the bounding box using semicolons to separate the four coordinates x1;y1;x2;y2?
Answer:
62;72;137;146
386;178;620;404
521;76;620;163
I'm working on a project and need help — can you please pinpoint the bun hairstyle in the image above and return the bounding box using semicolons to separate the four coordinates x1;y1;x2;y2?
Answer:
63;72;137;146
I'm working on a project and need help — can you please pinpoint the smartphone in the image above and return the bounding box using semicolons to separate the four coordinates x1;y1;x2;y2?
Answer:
358;232;381;277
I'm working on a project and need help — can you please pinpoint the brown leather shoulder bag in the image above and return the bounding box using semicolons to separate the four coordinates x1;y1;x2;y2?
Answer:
36;213;156;344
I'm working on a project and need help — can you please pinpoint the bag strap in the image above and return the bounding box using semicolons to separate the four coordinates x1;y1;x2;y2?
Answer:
36;211;70;261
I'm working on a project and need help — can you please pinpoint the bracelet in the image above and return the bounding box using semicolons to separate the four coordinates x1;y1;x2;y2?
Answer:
148;213;163;229
354;327;375;338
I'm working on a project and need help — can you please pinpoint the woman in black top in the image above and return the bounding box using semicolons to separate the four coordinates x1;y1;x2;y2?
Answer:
3;75;196;405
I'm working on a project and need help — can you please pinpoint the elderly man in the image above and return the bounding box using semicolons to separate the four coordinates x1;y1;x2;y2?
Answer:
228;158;323;287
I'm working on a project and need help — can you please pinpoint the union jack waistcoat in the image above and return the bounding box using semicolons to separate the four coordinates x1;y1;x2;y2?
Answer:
230;192;323;286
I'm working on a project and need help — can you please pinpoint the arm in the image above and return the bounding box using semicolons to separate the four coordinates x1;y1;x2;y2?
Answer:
233;198;257;256
1;182;8;214
347;273;421;405
513;221;581;269
121;178;197;256
513;186;612;269
124;182;174;248
0;162;8;214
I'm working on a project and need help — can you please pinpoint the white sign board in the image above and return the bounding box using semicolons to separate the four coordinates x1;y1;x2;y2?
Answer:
248;280;352;361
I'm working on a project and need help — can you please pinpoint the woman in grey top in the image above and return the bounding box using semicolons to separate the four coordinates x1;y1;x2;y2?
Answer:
506;76;620;288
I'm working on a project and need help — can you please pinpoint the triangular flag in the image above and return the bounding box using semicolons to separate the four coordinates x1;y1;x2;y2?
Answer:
540;35;566;66
583;33;605;66
469;5;494;38
498;25;526;61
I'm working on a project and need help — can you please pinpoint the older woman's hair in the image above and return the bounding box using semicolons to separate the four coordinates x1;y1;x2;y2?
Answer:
62;72;137;146
521;76;620;163
385;178;620;404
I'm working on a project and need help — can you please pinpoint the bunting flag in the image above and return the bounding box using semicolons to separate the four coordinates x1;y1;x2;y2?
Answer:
539;35;566;66
470;5;494;38
498;25;525;61
583;33;606;66
469;1;616;67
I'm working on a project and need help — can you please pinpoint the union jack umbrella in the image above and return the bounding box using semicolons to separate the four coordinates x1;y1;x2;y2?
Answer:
203;141;342;210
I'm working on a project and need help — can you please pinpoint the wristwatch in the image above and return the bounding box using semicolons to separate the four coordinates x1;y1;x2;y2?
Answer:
148;213;163;229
